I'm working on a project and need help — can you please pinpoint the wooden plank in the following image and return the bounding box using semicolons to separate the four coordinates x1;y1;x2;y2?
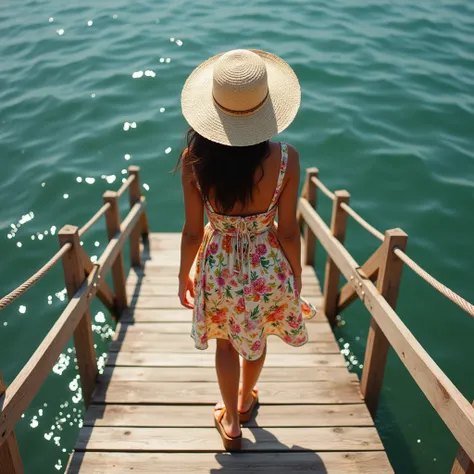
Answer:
0;374;23;473
361;229;408;417
337;244;382;313
106;351;345;368
59;226;97;407
101;366;358;383
299;197;474;461
113;322;336;342
451;401;474;474
110;338;340;354
67;451;394;474
92;381;362;404
75;426;383;452
103;191;128;312
322;190;350;326
84;403;373;428
303;168;319;266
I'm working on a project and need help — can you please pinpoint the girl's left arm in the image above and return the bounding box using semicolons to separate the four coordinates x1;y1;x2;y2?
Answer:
178;152;204;308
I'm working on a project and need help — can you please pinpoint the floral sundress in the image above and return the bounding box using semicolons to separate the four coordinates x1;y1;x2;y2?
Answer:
191;143;317;361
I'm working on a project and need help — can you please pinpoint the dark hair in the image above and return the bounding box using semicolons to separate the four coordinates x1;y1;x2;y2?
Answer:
177;129;271;214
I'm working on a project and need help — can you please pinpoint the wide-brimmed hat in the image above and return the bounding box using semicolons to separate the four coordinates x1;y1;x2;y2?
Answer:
181;49;300;147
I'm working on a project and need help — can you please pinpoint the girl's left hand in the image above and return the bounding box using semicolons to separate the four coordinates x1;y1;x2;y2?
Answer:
178;276;195;309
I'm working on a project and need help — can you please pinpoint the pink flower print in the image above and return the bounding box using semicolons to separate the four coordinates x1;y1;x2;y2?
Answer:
231;323;241;334
216;276;226;287
230;279;238;287
283;334;292;344
235;297;246;314
221;268;231;280
246;318;256;331
251;253;260;267
256;243;267;256
250;340;262;352
201;333;208;345
243;285;251;296
277;272;286;284
209;242;218;254
288;318;300;329
252;277;270;295
295;336;307;345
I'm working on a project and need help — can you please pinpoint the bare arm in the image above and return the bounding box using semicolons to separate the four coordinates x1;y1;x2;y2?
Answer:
277;145;303;292
178;151;204;307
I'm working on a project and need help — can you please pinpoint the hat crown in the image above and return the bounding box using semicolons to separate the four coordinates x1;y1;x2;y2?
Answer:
213;50;269;115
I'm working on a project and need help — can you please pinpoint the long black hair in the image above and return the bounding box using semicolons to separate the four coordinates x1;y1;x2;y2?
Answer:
177;129;271;214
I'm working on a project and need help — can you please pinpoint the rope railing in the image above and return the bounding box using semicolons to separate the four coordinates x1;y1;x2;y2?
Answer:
393;247;474;318
0;243;72;312
78;202;111;237
309;173;474;318
311;176;335;200
117;174;135;197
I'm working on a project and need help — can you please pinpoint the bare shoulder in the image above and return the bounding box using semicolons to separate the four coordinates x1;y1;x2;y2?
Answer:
284;143;300;177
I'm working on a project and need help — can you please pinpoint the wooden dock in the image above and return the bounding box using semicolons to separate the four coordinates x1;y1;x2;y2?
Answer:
67;233;393;474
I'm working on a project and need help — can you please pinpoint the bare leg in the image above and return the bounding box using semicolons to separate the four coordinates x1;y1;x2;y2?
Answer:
215;339;241;437
239;344;267;413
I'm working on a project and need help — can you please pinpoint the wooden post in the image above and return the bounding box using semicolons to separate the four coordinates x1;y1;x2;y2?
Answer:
0;373;24;474
322;190;350;326
103;191;128;313
361;228;408;417
451;402;474;474
128;166;141;267
58;225;97;407
303;168;319;266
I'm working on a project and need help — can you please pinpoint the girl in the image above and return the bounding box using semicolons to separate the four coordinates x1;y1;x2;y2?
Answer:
177;49;316;450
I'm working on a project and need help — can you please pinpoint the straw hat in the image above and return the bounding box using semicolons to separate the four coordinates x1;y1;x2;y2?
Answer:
181;49;300;147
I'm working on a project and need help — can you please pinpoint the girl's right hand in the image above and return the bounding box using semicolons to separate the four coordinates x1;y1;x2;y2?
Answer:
178;276;195;309
294;276;302;298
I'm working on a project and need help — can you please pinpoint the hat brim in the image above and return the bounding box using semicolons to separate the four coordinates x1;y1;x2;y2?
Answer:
181;50;301;147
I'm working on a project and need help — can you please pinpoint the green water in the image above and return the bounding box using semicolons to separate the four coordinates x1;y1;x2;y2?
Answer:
1;1;474;472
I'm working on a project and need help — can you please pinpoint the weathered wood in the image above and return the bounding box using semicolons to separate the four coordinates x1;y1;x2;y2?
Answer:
0;374;23;474
59;226;97;407
337;244;382;313
78;244;116;314
75;426;383;452
93;380;362;404
113;322;336;342
106;352;346;368
103;191;128;312
299;197;474;461
0;262;98;447
361;229;408;417
85;404;372;427
302;168;319;266
451;401;474;474
101;366;358;383
322;190;350;326
128;166;141;267
67;452;394;474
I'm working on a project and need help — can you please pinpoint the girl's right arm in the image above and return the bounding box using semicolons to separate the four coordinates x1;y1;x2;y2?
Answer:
277;145;303;295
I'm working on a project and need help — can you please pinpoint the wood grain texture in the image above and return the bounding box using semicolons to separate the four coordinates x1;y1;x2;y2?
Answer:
84;403;372;428
101;366;358;383
75;426;383;452
67;451;393;474
106;352;346;368
92;381;362;404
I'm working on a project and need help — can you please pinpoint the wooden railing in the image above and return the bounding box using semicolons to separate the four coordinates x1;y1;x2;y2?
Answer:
298;168;474;473
0;166;149;474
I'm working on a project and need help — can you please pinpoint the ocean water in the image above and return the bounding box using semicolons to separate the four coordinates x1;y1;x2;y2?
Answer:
1;0;474;472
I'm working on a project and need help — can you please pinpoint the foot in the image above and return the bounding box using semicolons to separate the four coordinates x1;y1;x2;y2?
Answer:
238;387;259;414
214;403;241;438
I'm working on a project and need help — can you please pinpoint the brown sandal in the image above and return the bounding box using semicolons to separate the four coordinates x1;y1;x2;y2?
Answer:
239;389;259;423
214;407;242;451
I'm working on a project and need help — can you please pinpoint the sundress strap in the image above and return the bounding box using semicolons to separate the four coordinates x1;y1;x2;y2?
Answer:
267;142;289;211
192;166;216;214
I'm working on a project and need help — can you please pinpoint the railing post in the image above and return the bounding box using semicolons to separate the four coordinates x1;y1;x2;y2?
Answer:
360;228;408;417
128;166;142;267
103;191;128;313
322;190;350;326
0;373;24;474
451;402;474;474
58;225;97;407
303;168;319;266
